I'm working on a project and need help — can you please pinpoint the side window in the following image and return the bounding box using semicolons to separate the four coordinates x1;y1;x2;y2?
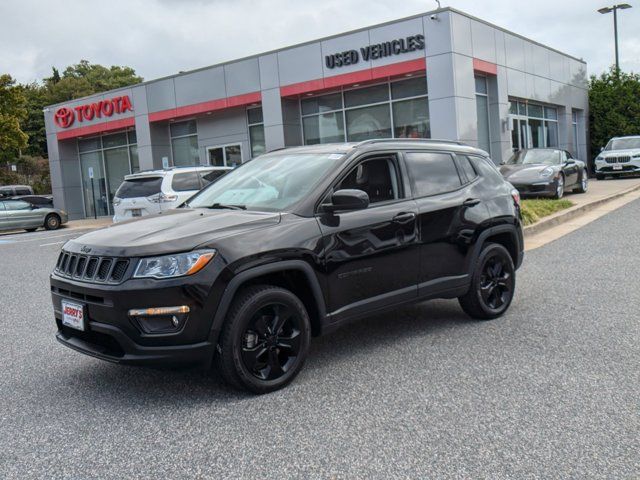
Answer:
0;188;12;197
4;200;31;211
171;172;201;192
335;158;400;205
200;169;228;187
404;152;462;197
16;188;31;195
456;155;478;183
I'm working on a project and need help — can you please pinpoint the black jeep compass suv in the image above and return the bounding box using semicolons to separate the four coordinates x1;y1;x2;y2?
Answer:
51;139;524;393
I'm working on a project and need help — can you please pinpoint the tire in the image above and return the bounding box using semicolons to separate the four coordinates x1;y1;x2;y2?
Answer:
553;174;565;199
458;243;516;320
44;213;61;230
574;169;588;193
217;285;311;394
25;228;38;232
596;173;605;181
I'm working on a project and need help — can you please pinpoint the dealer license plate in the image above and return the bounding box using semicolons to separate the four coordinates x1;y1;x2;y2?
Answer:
61;300;85;331
613;164;623;170
131;208;142;217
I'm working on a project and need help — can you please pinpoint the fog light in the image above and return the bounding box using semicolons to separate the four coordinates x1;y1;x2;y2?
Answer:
128;306;190;334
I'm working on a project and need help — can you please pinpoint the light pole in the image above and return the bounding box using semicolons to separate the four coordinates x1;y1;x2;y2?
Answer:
598;3;632;72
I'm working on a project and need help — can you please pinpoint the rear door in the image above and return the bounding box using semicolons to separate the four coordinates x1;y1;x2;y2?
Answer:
403;151;491;297
170;171;203;206
318;154;419;321
0;201;6;230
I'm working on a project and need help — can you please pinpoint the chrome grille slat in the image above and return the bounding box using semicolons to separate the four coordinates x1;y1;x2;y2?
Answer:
605;156;631;164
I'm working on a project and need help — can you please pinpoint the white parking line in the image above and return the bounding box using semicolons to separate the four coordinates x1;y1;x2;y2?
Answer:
39;241;68;247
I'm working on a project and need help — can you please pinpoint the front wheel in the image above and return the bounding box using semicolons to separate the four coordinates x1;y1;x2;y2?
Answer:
217;285;311;394
458;243;516;320
554;174;565;199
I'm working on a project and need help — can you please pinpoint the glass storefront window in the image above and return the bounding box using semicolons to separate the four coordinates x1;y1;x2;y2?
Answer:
78;130;138;217
344;84;389;108
247;107;265;158
475;75;491;154
301;76;430;145
346;104;392;141
171;135;199;167
301;93;343;115
510;99;559;150
303;112;345;144
170;120;197;137
392;98;430;138
527;104;544;118
391;77;427;100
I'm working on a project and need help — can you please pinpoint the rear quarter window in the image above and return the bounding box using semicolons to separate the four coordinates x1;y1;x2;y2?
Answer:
467;155;505;187
404;151;462;197
115;177;163;198
171;172;202;192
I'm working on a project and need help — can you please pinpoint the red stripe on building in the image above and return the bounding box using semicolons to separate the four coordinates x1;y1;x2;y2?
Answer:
148;91;262;122
56;117;136;140
473;58;497;75
280;57;427;97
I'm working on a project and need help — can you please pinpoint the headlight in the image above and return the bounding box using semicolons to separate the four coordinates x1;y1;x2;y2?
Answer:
595;156;604;161
134;250;216;279
540;167;555;178
632;153;640;158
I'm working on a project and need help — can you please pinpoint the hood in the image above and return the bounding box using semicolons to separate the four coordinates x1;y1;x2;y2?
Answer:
64;208;281;257
500;163;557;182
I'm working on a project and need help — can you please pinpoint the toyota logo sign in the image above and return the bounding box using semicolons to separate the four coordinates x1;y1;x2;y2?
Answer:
53;95;134;129
54;107;75;128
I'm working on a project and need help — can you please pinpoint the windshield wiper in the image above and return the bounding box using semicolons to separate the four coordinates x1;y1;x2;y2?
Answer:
206;203;246;210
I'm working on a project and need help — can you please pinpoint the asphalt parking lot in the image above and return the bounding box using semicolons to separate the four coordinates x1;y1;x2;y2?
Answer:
1;203;638;479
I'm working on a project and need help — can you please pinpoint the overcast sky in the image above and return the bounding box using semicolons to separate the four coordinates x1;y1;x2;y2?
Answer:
1;0;638;84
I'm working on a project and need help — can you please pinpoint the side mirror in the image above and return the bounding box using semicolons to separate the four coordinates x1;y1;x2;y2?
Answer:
565;158;576;165
322;189;369;213
600;146;604;152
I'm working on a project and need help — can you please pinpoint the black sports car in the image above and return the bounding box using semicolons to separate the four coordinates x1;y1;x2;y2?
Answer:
500;148;588;199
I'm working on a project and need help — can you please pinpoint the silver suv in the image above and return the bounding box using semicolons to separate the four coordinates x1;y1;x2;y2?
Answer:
594;136;640;180
112;166;232;223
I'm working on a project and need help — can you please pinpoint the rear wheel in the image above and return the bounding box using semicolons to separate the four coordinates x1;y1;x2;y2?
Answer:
217;285;311;394
25;228;38;232
458;243;516;320
44;214;61;230
574;169;588;193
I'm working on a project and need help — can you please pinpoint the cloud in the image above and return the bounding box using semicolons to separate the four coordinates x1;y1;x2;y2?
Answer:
0;0;638;84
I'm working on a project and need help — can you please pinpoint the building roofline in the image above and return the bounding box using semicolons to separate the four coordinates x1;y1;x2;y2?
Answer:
45;6;586;109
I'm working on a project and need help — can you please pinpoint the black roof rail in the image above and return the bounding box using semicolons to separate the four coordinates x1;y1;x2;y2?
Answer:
356;138;468;147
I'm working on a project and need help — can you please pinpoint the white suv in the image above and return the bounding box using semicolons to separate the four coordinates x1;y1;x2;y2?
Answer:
594;136;640;180
112;166;232;223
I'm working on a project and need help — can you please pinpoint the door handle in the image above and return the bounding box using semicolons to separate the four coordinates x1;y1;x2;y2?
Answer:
462;198;481;207
392;212;416;223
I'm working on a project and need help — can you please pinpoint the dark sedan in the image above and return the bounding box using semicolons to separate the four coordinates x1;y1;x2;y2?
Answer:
500;148;588;199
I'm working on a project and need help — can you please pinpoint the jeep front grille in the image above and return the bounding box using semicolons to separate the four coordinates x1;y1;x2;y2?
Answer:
54;251;131;284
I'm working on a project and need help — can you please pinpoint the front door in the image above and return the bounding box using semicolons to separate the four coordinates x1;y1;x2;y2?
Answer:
562;151;579;186
318;155;419;322
207;144;243;167
3;200;41;229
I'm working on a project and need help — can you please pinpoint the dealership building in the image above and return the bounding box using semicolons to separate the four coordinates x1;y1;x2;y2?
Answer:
44;7;588;219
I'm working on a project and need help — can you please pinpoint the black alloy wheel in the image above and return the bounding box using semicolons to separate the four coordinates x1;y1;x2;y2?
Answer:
458;243;516;320
241;303;302;381
217;285;311;394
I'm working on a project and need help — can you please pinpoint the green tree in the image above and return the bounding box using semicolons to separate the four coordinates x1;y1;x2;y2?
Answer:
589;68;640;156
0;74;28;163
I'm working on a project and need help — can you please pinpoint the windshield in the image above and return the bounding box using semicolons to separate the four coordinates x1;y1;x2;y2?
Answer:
187;152;344;212
605;137;640;151
507;149;560;166
115;177;163;198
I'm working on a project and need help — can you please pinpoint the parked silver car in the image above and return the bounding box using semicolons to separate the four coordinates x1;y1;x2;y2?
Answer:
0;199;68;232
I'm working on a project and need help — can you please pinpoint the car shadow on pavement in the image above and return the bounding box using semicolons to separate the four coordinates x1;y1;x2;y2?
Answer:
59;299;472;403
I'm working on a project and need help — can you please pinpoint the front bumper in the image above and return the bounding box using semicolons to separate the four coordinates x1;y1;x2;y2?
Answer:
50;258;226;367
511;180;557;197
595;162;640;176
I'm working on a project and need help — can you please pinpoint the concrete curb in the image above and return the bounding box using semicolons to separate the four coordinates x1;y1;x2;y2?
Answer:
524;181;640;237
